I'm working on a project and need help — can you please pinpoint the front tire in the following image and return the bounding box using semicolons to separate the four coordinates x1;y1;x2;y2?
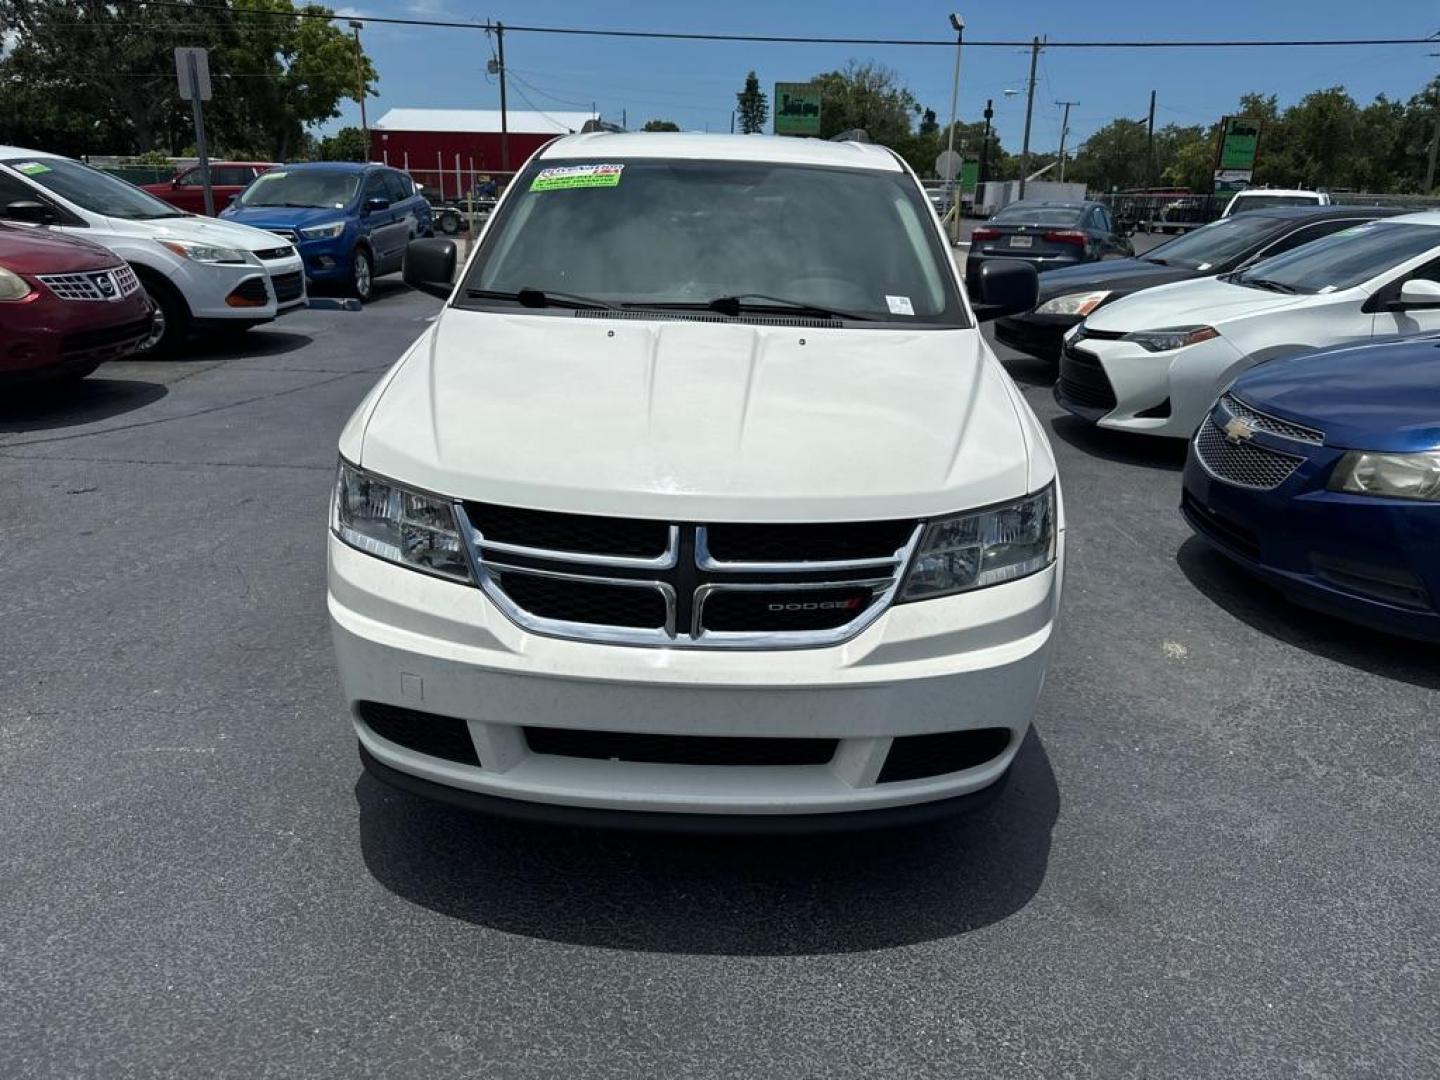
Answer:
132;270;188;359
349;246;374;303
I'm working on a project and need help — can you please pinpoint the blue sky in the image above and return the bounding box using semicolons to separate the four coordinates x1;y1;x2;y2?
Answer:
329;0;1439;153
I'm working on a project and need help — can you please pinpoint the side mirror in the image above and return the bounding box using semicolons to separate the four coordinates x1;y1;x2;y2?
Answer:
1397;278;1440;309
970;259;1039;322
403;238;457;299
2;200;55;225
364;196;390;214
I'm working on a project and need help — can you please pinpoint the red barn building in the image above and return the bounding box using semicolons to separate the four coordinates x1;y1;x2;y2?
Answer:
371;108;598;198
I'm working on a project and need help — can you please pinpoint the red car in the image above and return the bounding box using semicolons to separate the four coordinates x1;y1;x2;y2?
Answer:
0;223;155;386
141;161;277;216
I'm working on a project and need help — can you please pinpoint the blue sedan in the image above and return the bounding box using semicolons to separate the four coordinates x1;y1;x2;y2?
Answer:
1182;337;1440;641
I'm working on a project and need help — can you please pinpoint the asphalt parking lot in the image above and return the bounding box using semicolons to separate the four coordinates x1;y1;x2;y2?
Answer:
2;265;1436;1079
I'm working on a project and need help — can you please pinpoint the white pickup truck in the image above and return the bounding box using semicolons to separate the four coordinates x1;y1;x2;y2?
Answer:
327;132;1064;829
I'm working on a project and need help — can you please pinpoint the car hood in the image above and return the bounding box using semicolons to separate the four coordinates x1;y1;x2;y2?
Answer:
1232;337;1440;453
1035;257;1196;303
219;205;351;232
0;223;121;273
102;213;298;252
359;310;1034;521
1083;274;1312;332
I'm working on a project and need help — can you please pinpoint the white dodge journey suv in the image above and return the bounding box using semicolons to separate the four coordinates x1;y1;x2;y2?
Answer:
328;133;1063;827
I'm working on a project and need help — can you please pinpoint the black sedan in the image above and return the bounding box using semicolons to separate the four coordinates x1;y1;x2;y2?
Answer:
966;201;1132;284
993;205;1403;362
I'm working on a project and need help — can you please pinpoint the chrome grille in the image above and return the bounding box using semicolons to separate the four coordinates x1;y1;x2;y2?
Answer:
1194;418;1305;490
456;504;921;649
1220;393;1324;445
37;264;141;302
268;229;300;243
254;245;295;261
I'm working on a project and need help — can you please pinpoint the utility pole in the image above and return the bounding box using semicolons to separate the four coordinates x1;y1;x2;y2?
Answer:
1056;100;1078;183
1018;36;1041;199
496;22;510;172
979;98;993;186
348;21;369;161
1146;89;1157;188
943;13;966;245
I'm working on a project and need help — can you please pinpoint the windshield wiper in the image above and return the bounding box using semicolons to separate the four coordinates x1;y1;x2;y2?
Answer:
1143;255;1170;266
465;286;615;310
632;293;871;321
1235;276;1300;294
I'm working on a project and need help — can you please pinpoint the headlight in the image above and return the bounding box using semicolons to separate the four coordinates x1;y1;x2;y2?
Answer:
1329;450;1440;502
159;240;250;264
0;266;32;301
1035;290;1110;317
1122;325;1219;352
331;460;473;581
300;221;347;240
899;486;1056;602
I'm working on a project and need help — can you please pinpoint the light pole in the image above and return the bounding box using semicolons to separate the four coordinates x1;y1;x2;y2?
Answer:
348;20;369;161
942;12;965;245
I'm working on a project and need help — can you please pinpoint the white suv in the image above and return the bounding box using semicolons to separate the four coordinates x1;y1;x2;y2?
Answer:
1222;188;1330;217
0;147;306;356
329;133;1063;827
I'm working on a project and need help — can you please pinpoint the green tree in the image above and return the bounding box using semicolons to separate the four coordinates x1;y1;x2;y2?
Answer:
318;125;366;161
1067;119;1151;190
641;119;680;132
735;71;767;134
0;0;375;158
810;61;917;146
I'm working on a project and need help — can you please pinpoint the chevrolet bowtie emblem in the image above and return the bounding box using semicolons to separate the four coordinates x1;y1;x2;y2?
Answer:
1223;417;1256;443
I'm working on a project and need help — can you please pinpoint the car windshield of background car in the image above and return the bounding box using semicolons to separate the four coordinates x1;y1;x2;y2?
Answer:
1236;221;1440;294
239;171;361;210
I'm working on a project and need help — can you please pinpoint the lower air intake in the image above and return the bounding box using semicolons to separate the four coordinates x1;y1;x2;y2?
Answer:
357;702;481;766
877;728;1012;783
524;727;838;767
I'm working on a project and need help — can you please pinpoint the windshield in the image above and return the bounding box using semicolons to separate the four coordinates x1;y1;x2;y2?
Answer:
991;203;1084;225
238;169;360;209
463;158;966;325
1143;213;1282;270
1229;195;1319;214
1;157;184;219
1233;221;1440;294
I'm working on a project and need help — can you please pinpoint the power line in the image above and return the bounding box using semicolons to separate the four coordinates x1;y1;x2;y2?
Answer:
100;6;1440;48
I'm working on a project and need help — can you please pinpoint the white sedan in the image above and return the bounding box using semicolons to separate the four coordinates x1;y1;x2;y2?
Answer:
1055;212;1440;438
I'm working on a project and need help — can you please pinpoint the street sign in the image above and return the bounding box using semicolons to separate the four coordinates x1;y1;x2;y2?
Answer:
175;47;215;215
934;149;964;182
174;47;212;101
774;82;822;137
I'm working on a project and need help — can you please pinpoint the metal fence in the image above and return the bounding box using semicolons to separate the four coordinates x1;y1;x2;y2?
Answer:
1096;192;1440;235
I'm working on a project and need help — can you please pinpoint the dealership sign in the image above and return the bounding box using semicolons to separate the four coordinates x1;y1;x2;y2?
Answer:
1213;116;1262;192
774;83;822;136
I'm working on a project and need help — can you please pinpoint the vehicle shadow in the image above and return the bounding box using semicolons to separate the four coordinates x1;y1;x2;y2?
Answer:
1048;414;1189;472
181;329;313;362
355;728;1060;956
995;351;1058;390
0;378;168;434
1176;536;1440;691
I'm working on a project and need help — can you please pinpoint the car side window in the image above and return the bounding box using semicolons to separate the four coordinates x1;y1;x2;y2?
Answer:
362;172;389;204
214;166;251;186
1096;207;1113;233
176;168;201;186
382;170;410;203
0;171;39;206
1403;256;1440;285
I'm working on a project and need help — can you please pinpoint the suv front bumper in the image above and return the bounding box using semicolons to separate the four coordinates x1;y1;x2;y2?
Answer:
328;532;1063;819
